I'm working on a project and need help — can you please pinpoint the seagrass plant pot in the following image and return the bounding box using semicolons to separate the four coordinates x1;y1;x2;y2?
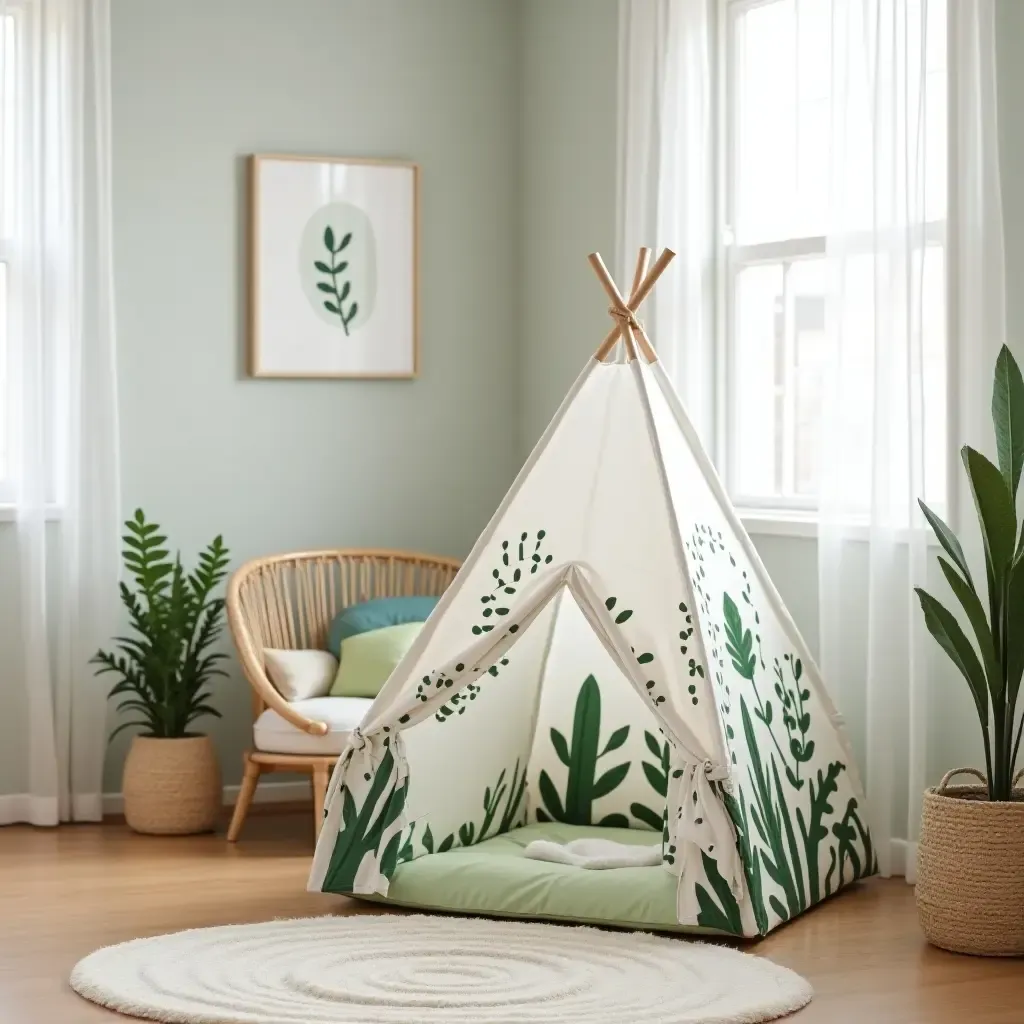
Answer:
916;768;1024;956
122;735;222;835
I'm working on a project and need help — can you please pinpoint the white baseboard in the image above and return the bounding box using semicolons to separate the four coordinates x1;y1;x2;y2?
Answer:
1;782;312;826
100;780;313;817
889;838;918;882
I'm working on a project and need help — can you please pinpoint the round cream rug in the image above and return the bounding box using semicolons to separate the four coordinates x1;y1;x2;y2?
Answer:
71;914;812;1023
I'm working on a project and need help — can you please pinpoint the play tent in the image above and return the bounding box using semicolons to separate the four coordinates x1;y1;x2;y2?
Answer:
308;248;876;937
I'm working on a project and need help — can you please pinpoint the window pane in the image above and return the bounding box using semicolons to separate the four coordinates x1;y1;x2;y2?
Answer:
733;0;831;244
0;13;16;239
733;259;825;501
733;264;781;499
728;0;948;514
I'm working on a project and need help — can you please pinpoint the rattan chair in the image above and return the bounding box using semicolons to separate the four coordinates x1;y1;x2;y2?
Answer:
225;548;461;841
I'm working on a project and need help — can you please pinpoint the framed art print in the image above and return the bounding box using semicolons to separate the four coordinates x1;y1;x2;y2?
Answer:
248;154;419;378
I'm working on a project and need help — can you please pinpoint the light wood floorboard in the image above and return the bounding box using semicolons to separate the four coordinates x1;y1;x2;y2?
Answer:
0;812;1020;1023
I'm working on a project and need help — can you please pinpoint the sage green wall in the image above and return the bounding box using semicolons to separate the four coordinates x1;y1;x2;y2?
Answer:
520;0;619;453
104;0;521;790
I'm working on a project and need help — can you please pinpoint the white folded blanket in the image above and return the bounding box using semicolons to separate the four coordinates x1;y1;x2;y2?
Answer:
523;837;662;870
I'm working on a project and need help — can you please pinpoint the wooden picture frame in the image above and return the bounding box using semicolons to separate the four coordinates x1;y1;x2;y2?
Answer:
248;154;420;379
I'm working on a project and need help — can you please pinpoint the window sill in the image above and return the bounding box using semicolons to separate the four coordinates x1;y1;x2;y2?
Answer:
738;508;941;546
739;509;819;539
0;505;64;523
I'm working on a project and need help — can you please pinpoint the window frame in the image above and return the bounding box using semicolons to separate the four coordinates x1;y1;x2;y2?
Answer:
715;0;951;527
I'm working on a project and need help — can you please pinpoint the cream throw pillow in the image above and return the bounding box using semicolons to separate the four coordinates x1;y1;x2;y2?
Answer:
263;649;339;702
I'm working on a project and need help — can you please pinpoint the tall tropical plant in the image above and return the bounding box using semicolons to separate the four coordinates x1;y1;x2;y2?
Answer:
916;345;1024;801
92;510;230;739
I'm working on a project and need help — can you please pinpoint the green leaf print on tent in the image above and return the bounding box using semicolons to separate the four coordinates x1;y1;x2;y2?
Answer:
299;202;376;333
322;742;407;892
474;531;554;641
723;592;809;791
537;675;632;827
832;797;876;889
717;581;874;926
630;730;669;830
694;851;744;935
723;787;769;936
740;697;805;921
419;759;528;855
795;760;844;904
425;531;555;724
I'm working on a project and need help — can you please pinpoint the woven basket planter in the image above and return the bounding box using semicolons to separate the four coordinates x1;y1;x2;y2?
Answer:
916;767;1024;956
123;735;222;835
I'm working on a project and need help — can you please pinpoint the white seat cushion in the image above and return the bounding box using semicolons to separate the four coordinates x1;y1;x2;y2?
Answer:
253;697;373;756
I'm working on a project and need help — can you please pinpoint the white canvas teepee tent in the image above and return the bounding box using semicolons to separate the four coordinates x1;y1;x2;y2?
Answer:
309;249;876;937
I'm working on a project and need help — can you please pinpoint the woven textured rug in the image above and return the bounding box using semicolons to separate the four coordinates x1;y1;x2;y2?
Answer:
70;914;812;1023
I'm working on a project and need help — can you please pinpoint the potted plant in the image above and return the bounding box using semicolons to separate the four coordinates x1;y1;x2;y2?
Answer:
93;510;230;835
915;344;1024;956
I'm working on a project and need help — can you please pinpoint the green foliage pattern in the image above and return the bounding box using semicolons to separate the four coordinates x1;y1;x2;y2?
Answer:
324;742;408;891
537;675;632;826
419;759;528;855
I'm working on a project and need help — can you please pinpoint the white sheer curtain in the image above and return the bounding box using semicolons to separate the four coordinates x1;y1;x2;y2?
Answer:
1;0;120;826
616;0;714;443
817;0;1005;879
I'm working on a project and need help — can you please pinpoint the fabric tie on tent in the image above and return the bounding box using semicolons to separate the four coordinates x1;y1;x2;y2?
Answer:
667;757;744;921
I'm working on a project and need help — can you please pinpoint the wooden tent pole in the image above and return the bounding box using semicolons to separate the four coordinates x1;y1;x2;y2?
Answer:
621;247;654;363
588;252;639;362
589;245;675;362
631;247;676;309
629;247;651;302
587;251;624;308
593;246;679;356
630;243;659;362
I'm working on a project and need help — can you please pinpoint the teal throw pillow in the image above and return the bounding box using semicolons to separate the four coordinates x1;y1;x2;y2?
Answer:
329;622;424;698
327;596;439;658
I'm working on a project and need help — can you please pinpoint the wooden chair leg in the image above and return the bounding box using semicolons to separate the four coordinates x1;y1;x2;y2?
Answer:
312;764;329;839
227;755;261;842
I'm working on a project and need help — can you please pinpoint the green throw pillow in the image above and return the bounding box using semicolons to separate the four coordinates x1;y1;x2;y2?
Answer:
330;622;424;698
327;596;439;658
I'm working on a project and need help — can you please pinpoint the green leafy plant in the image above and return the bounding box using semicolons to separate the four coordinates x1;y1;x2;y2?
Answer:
915;344;1024;801
315;226;358;334
92;510;230;739
537;675;631;826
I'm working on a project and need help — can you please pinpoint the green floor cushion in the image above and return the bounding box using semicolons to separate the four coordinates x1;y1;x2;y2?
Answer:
361;823;720;935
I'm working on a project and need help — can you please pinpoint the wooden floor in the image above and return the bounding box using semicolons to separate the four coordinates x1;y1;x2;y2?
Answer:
0;811;1020;1023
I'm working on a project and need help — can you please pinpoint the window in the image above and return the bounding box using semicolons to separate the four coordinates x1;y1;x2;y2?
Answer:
721;0;948;513
0;9;16;505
